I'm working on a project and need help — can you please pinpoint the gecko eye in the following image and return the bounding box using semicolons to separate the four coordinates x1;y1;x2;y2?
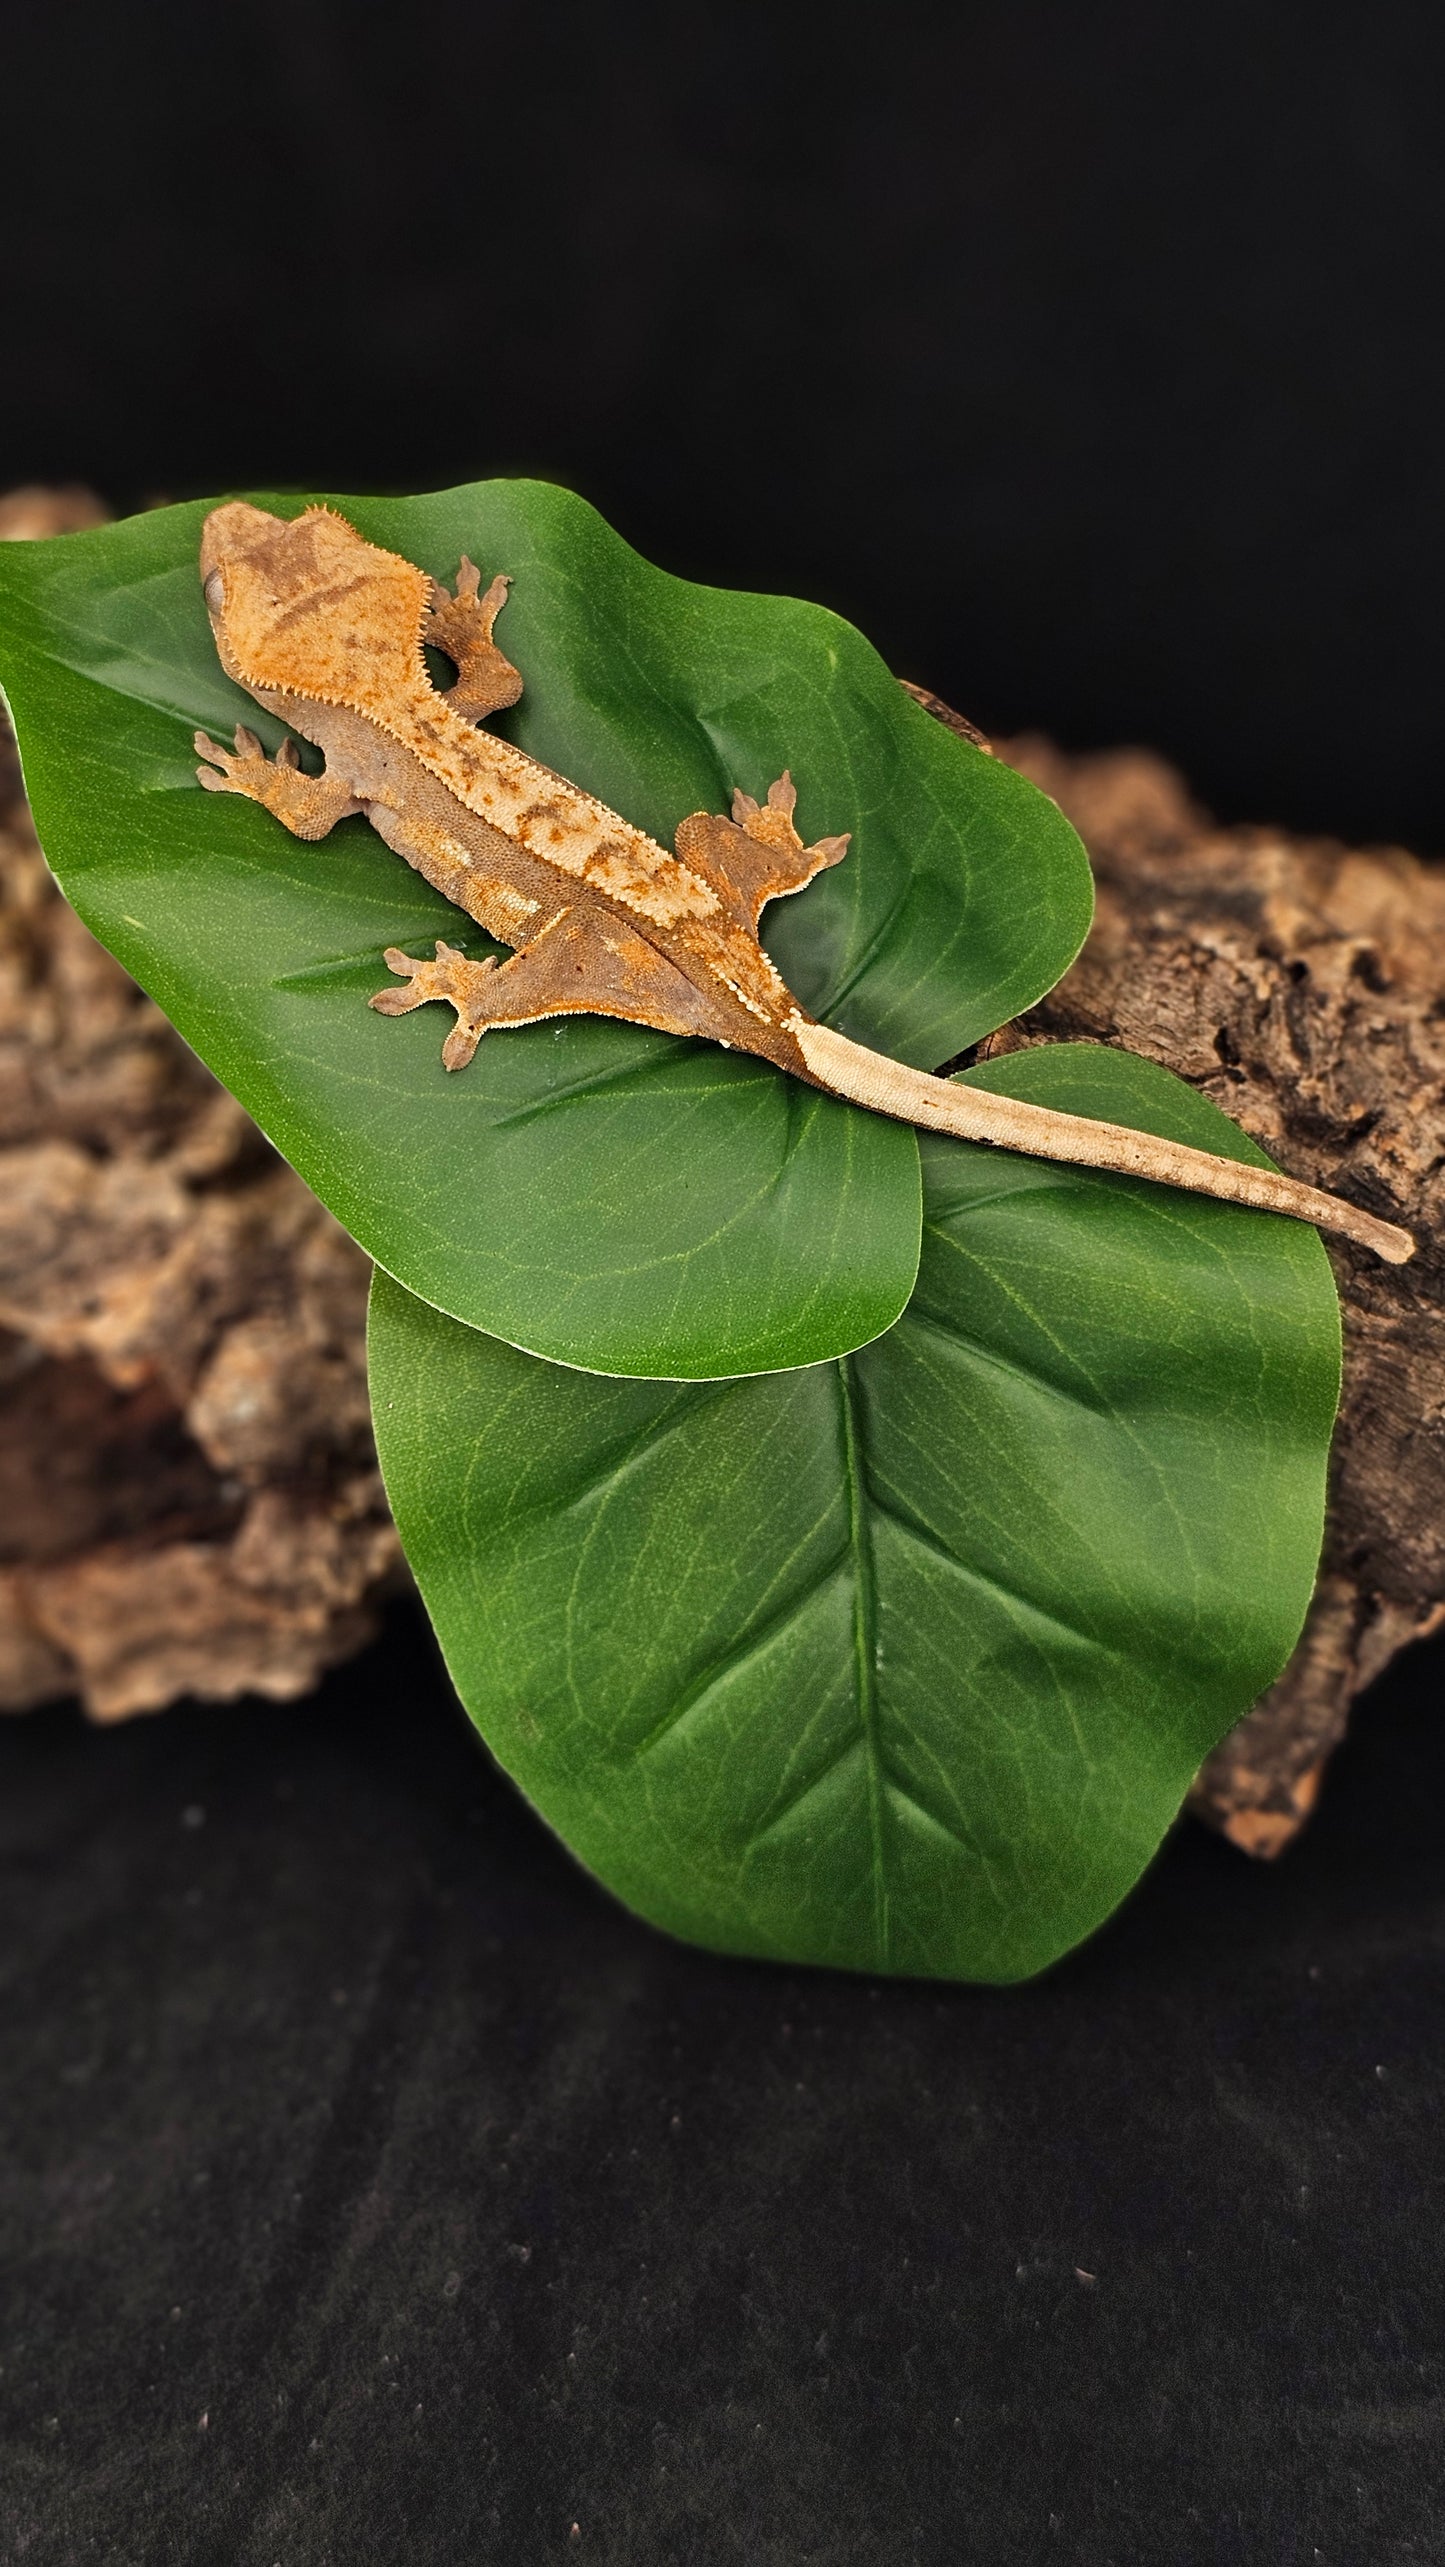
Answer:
203;569;224;612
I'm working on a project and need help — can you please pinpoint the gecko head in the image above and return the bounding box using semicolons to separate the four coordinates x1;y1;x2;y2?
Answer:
199;502;287;628
197;502;431;703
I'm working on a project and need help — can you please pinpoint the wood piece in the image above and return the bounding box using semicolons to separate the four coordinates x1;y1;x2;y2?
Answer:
0;499;401;1718
2;489;1436;1852
980;735;1443;1852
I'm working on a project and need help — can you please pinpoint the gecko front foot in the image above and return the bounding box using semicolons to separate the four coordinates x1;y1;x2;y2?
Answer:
426;559;523;721
370;939;500;1070
673;769;851;927
730;771;850;872
194;726;361;841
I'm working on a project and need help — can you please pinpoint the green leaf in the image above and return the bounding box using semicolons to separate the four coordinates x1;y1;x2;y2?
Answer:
0;481;1091;1379
370;1047;1340;1983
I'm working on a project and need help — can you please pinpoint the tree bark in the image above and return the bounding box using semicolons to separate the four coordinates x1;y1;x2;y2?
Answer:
1;493;1438;1855
971;730;1444;1853
0;492;399;1718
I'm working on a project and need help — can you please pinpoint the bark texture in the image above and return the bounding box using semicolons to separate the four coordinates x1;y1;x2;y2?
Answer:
982;735;1444;1852
0;492;1437;1854
0;492;400;1718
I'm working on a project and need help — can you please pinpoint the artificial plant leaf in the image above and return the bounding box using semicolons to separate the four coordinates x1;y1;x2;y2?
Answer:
371;1046;1341;1983
0;482;1092;1379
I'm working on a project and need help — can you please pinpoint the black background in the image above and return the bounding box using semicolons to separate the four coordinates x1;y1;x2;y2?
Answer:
2;4;1444;2560
4;0;1445;848
3;1613;1444;2567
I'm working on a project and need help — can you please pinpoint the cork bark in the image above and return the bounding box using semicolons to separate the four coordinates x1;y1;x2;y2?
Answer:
0;490;400;1719
975;732;1444;1853
1;492;1438;1856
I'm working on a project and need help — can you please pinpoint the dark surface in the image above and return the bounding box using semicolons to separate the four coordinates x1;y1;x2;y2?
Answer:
4;2;1445;848
1;1605;1442;2567
4;9;1444;2559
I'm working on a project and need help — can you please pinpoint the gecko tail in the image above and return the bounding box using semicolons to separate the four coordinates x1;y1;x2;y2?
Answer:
788;1016;1416;1265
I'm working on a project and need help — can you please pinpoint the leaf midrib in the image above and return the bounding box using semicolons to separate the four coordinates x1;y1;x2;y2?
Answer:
836;1356;890;1969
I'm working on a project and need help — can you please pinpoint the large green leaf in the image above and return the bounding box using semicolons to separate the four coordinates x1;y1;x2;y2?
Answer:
371;1047;1341;1982
0;482;1091;1378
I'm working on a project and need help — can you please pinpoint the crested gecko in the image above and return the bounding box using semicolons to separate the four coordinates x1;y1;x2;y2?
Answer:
195;503;1413;1266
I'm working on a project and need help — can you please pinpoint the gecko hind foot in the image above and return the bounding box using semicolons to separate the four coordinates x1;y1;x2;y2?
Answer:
194;725;361;841
425;559;523;721
370;939;500;1070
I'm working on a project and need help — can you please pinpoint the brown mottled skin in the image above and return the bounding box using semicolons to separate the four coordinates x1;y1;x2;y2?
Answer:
195;504;1413;1264
195;501;844;1078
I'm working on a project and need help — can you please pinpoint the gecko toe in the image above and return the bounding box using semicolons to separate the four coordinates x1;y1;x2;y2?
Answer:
441;1024;483;1070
